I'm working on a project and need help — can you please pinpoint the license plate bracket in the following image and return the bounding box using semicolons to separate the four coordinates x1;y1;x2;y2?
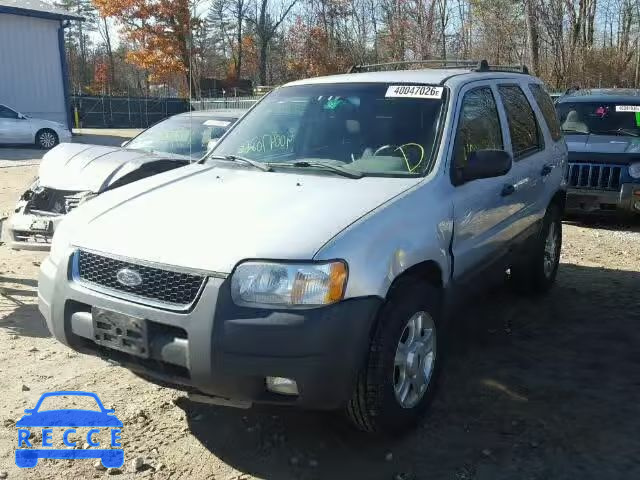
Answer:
92;307;149;358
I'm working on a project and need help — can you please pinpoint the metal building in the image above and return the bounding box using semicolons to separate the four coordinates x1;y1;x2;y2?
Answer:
0;0;80;129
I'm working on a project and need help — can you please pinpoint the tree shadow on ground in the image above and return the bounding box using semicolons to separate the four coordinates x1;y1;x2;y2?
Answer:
177;263;640;480
0;303;50;338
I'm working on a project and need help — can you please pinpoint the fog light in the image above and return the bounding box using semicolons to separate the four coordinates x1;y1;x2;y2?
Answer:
266;376;299;396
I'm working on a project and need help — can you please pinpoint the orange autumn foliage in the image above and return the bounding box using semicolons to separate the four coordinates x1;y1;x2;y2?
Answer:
93;0;198;85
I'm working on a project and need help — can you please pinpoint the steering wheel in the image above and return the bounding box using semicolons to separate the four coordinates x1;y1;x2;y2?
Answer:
373;145;399;156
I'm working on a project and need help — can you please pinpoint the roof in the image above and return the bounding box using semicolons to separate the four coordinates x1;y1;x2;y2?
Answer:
557;88;640;104
175;109;247;119
283;68;535;88
0;0;83;21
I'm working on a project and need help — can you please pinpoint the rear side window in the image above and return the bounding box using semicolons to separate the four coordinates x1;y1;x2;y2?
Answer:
529;84;562;141
498;85;543;159
453;87;503;174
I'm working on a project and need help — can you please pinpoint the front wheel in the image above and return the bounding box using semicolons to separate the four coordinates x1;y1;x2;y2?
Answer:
36;129;59;149
511;204;562;294
346;281;443;434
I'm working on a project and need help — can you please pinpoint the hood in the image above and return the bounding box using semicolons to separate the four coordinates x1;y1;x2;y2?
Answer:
566;134;640;164
62;165;418;273
38;143;185;192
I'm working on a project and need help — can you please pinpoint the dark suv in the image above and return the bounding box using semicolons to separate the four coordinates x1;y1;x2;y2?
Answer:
556;89;640;215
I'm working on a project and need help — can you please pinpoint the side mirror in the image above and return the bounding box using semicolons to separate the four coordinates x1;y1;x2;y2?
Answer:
121;140;129;147
461;149;512;183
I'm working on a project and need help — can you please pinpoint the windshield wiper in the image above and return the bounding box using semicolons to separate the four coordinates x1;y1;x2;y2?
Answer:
207;154;272;172
267;161;363;179
599;128;640;137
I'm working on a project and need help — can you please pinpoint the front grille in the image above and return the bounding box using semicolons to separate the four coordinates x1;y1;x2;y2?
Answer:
566;163;622;191
27;188;82;214
75;250;206;307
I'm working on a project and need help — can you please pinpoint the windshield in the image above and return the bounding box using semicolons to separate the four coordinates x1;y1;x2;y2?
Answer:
556;102;640;136
127;115;237;159
208;83;447;176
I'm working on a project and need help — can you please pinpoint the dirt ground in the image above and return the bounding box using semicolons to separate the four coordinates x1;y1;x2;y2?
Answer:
1;140;639;480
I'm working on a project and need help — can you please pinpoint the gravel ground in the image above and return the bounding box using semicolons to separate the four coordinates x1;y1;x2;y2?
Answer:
0;146;639;480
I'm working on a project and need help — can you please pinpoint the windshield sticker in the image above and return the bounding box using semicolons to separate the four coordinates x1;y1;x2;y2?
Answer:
238;133;294;155
324;97;346;110
615;105;640;113
385;85;443;99
594;106;609;118
204;119;231;127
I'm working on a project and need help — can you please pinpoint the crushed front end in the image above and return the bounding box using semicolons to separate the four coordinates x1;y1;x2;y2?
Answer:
6;180;91;251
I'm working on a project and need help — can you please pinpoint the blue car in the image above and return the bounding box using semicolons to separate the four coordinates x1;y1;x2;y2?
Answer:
15;391;123;468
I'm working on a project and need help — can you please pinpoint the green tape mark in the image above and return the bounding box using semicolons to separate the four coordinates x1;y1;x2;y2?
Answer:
635;112;640;127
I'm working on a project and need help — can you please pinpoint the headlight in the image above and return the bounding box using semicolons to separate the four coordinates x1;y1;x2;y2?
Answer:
629;163;640;179
231;260;348;307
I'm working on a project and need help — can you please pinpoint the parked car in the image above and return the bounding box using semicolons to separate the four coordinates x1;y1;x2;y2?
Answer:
39;61;567;434
556;89;640;216
4;109;245;250
0;104;72;149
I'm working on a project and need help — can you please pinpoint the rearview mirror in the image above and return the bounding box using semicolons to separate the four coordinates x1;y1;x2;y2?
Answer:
461;150;512;183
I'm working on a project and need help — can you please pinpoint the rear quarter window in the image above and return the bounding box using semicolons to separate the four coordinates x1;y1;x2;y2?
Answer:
529;84;562;141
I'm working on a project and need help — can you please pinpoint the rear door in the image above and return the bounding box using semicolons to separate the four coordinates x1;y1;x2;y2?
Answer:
450;82;521;288
494;83;548;242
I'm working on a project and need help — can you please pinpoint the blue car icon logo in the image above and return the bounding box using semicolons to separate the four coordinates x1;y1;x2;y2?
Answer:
15;391;123;469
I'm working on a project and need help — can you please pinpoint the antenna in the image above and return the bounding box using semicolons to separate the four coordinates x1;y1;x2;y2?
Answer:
188;1;193;162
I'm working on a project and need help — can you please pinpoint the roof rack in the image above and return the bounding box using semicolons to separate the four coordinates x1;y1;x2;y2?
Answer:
348;59;529;75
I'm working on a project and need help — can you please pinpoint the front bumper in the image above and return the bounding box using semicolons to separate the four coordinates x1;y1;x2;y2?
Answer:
38;251;382;410
6;211;65;251
565;183;640;215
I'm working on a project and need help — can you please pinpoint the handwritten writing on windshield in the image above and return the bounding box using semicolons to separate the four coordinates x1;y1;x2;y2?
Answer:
238;133;294;155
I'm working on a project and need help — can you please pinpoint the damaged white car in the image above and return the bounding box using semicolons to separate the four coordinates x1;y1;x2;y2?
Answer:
4;109;245;250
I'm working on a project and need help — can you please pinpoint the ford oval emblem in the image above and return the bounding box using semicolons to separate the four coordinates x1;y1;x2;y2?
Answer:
116;268;143;287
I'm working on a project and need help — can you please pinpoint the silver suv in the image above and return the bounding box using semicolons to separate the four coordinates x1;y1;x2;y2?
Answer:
39;60;567;434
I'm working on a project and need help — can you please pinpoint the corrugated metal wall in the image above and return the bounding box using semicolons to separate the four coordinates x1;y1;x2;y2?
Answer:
0;13;67;125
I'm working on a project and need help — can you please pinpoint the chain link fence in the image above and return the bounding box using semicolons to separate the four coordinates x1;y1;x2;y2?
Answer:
70;96;191;128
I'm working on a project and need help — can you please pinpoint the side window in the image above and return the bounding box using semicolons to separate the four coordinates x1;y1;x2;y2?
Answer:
0;105;19;119
453;87;503;175
498;85;543;159
529;84;562;141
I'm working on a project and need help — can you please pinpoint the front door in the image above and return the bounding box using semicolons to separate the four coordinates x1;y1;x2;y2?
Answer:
449;83;522;289
0;105;31;143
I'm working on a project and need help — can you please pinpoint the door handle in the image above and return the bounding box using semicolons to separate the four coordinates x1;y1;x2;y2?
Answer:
501;184;515;196
541;164;553;176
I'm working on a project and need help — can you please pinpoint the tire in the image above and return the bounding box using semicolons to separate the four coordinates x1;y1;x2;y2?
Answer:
36;129;59;149
346;280;443;434
511;204;562;294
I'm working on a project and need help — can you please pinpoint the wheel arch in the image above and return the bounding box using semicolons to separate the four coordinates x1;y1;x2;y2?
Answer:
385;260;444;300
